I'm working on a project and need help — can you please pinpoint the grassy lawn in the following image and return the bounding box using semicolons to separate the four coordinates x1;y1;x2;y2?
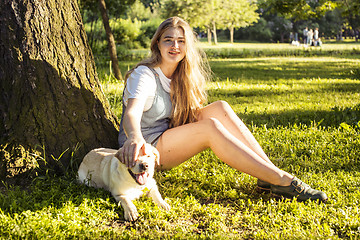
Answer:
1;43;360;239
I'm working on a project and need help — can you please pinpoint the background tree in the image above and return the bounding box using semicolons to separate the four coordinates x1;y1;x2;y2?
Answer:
259;0;333;21
126;0;153;20
258;0;337;42
207;0;224;44
0;0;119;178
79;0;136;81
333;0;360;32
98;0;123;80
235;17;274;42
222;0;259;43
161;0;224;44
160;0;209;28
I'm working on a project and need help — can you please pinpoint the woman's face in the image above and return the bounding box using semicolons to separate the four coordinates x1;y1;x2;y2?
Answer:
158;27;186;68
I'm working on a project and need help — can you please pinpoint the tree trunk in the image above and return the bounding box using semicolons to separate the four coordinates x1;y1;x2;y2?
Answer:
0;0;119;177
207;28;212;44
211;21;218;45
280;32;284;43
98;0;122;81
229;26;234;43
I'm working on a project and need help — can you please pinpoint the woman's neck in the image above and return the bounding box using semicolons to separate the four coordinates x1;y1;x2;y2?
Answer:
159;64;178;79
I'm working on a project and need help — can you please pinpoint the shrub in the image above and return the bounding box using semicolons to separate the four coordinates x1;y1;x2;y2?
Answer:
138;18;163;48
236;18;273;42
110;18;143;49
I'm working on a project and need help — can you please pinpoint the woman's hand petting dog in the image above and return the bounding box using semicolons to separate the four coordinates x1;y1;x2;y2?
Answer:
116;136;149;168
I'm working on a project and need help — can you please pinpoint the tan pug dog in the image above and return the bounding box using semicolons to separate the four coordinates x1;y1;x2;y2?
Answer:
78;144;170;221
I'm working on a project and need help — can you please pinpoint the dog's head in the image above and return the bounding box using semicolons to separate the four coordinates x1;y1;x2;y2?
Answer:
124;144;159;185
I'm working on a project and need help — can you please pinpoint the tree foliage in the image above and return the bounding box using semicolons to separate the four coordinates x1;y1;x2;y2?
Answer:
161;0;259;43
259;0;337;21
79;0;135;18
259;0;359;30
333;0;360;30
222;0;259;43
160;0;209;27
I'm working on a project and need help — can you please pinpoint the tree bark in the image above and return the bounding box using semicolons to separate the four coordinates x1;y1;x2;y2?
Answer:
98;0;122;81
0;0;119;177
229;26;234;43
207;28;212;44
211;21;218;45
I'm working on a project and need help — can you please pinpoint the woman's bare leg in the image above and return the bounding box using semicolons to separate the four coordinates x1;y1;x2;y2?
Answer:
198;101;273;165
156;117;293;186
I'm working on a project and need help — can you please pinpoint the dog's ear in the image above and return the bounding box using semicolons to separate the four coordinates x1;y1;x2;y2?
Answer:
114;148;123;161
140;144;147;156
152;147;160;165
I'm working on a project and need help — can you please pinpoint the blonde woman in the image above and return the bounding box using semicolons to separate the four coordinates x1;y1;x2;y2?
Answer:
117;17;327;202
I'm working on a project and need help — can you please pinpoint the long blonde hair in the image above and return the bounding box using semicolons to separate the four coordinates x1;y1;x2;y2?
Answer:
125;17;210;128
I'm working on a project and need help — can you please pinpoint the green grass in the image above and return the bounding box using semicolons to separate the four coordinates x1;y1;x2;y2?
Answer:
1;43;360;239
208;57;360;128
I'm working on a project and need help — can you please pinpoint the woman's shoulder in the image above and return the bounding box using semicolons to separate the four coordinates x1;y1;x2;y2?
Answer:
132;65;156;77
127;65;157;91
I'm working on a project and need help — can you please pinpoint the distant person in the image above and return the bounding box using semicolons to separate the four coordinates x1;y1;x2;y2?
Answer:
303;27;308;45
317;37;322;46
307;29;314;46
117;16;328;203
290;32;300;46
314;28;319;46
289;32;294;43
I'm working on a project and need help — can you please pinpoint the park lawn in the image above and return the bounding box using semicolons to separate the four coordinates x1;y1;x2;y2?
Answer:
1;43;360;239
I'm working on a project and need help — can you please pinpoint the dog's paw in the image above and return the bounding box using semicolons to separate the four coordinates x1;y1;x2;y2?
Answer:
124;207;139;222
159;201;171;211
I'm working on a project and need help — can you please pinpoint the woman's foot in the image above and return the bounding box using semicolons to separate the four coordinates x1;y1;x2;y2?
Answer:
271;177;328;202
256;179;271;193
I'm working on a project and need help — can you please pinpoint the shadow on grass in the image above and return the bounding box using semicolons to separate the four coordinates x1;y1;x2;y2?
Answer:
0;174;120;217
238;104;360;129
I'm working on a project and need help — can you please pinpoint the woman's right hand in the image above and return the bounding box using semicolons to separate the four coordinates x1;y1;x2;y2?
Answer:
116;97;147;168
115;137;146;168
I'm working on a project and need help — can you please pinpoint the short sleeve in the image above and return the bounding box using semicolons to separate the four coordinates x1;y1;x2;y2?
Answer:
123;66;156;110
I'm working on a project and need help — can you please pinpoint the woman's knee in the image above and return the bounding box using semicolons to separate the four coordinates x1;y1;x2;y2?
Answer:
200;117;225;134
199;100;233;120
211;101;248;129
212;100;232;112
210;100;241;122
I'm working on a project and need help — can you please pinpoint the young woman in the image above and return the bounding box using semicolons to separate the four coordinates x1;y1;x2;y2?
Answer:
117;17;327;202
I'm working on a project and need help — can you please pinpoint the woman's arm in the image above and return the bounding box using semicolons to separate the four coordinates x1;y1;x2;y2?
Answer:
117;98;147;168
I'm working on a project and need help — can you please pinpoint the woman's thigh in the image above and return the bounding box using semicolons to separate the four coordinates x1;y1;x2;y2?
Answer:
156;101;240;169
155;119;216;170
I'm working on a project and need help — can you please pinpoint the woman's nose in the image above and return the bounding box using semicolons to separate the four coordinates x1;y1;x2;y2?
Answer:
172;40;179;48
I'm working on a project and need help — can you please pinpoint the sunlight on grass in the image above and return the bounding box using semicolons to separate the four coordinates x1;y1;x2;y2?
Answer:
210;57;360;82
198;41;360;52
208;78;360;118
100;80;124;119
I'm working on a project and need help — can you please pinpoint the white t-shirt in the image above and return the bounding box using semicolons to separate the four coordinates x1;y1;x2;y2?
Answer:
314;30;319;40
123;66;171;111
